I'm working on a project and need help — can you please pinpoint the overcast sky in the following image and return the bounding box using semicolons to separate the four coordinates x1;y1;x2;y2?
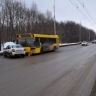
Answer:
16;0;96;32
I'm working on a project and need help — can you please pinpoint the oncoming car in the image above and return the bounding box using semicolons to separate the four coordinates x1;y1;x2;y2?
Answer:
81;41;88;46
3;43;25;58
91;40;96;44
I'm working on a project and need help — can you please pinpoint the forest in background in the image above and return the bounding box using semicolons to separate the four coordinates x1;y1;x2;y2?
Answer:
0;0;95;43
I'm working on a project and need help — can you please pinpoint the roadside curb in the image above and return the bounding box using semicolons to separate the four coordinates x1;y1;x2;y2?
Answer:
59;43;79;47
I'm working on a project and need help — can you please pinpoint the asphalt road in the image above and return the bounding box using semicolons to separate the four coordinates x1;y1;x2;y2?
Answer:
0;44;96;96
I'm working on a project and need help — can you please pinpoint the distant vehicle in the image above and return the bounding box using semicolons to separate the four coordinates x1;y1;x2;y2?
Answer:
16;33;59;55
81;41;88;46
3;43;25;58
91;40;96;44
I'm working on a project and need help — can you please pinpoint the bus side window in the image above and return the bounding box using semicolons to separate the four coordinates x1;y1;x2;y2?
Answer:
40;38;44;46
35;38;40;47
48;38;56;44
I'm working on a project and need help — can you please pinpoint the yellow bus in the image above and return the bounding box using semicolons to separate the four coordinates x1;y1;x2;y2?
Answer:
16;33;59;55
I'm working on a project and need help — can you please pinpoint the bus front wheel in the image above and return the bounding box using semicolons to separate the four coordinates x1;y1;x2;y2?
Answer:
53;46;56;51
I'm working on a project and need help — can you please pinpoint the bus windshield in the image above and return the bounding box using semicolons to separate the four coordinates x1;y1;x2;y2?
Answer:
18;39;35;47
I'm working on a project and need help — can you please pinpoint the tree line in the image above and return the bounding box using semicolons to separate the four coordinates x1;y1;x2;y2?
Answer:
0;0;95;43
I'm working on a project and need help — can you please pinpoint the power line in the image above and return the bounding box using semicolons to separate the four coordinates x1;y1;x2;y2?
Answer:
78;0;96;25
69;0;93;25
78;0;84;6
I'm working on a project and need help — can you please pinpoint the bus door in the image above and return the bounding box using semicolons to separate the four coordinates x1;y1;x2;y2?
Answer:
34;37;41;53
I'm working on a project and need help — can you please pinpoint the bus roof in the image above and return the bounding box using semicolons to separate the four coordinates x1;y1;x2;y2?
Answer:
17;33;59;38
33;34;59;38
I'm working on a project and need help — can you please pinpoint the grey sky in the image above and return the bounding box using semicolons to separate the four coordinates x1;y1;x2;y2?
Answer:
16;0;96;32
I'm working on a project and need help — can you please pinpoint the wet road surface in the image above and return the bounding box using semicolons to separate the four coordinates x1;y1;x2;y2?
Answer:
0;44;96;96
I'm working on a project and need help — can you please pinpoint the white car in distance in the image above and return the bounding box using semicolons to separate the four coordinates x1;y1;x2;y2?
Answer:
81;41;88;46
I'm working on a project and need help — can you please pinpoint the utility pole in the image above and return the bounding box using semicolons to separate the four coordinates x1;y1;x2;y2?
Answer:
89;30;90;41
94;32;95;40
0;16;1;51
79;18;85;43
0;5;2;51
79;22;81;43
54;0;56;35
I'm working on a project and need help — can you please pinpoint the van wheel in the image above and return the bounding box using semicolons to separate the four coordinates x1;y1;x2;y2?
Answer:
8;53;12;58
22;54;25;57
3;52;6;57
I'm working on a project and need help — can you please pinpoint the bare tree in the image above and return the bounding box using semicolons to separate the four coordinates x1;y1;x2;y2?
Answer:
1;0;95;44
